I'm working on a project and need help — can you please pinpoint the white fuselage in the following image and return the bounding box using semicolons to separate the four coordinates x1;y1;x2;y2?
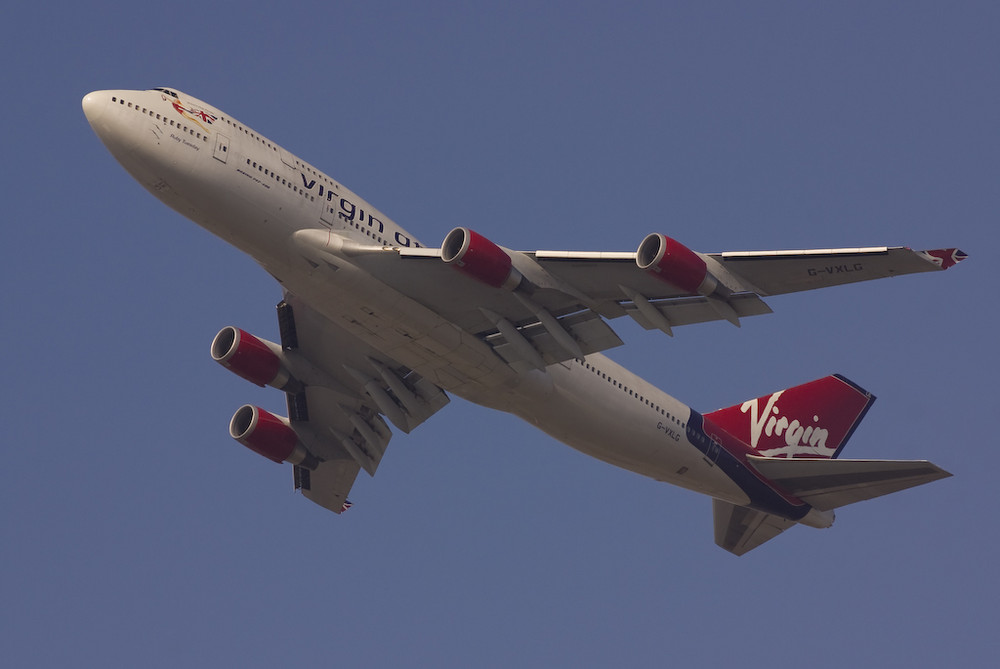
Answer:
83;88;750;506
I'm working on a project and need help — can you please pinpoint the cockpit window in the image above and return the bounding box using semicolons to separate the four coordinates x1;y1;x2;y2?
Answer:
150;88;179;99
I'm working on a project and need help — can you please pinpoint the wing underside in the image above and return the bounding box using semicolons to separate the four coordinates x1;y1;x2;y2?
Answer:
276;293;449;513
711;246;967;296
329;240;962;374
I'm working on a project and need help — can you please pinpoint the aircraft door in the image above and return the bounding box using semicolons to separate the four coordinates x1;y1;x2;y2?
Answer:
705;436;721;466
213;133;230;163
319;195;335;227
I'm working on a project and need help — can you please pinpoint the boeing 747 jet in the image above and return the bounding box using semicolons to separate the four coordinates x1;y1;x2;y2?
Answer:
83;87;964;554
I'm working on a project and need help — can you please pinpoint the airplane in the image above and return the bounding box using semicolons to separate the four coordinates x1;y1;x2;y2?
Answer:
82;87;966;555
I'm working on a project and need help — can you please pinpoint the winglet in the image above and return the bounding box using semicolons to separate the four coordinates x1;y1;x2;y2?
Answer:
921;248;967;270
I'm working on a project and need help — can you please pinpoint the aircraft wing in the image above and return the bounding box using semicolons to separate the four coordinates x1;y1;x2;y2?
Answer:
296;229;963;371
276;292;449;513
707;246;968;296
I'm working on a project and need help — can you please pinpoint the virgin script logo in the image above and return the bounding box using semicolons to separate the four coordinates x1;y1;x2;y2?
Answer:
741;391;833;457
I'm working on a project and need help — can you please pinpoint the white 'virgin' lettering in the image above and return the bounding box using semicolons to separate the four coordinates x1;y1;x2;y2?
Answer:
740;392;832;457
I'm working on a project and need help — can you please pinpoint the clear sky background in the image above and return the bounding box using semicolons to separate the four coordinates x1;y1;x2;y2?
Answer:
2;2;996;667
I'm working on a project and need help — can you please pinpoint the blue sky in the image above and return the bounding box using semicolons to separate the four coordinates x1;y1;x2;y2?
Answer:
3;2;996;666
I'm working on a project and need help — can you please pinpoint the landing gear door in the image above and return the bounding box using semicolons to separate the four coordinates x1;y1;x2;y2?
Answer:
213;133;230;163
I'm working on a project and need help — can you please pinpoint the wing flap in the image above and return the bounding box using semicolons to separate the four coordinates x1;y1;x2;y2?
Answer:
484;308;623;370
747;456;952;511
623;292;772;331
713;499;797;556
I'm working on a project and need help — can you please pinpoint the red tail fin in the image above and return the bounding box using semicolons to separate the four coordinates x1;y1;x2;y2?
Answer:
704;374;875;459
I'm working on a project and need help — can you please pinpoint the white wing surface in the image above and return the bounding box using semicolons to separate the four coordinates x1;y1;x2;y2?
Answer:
277;293;449;513
307;233;964;372
709;246;967;295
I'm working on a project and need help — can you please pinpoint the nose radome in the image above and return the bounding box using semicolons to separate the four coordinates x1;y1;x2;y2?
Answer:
82;91;106;127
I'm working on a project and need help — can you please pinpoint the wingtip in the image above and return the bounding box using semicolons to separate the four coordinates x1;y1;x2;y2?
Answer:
922;248;967;270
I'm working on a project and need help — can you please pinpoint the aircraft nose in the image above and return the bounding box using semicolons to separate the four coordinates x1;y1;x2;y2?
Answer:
82;91;108;129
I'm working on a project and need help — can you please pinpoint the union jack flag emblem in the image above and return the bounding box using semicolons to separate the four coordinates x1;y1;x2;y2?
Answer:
924;248;967;270
165;95;218;132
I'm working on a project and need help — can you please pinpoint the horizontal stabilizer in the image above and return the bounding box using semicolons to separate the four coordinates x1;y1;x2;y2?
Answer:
713;499;796;556
748;456;951;511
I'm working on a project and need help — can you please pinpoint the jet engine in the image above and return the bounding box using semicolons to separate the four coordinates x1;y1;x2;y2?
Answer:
211;326;295;390
229;405;318;469
636;233;722;296
441;227;523;290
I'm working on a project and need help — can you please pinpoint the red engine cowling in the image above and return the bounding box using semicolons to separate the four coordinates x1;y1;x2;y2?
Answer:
211;327;292;389
636;233;719;295
229;405;317;469
441;227;522;290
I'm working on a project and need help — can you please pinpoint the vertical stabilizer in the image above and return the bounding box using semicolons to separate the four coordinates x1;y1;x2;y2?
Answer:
705;374;875;459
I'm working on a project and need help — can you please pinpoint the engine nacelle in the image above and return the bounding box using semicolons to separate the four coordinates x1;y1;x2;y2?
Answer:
441;227;523;290
636;233;720;296
211;327;293;390
229;405;318;469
